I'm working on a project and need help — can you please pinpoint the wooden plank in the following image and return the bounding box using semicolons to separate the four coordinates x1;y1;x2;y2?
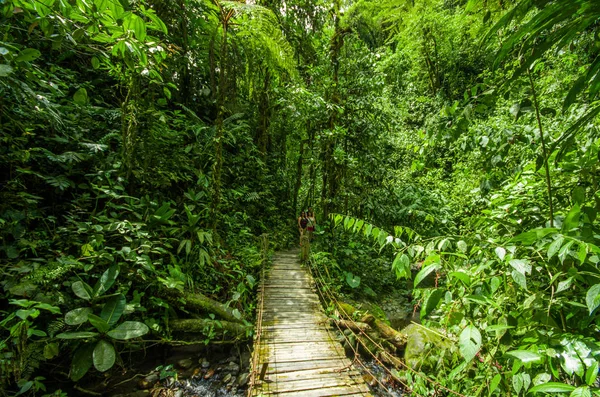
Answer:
258;375;364;393
262;358;352;373
256;385;370;397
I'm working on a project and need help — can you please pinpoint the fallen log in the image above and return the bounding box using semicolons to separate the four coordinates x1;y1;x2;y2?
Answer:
171;319;249;339
361;314;407;350
336;302;407;350
334;319;372;333
161;290;244;324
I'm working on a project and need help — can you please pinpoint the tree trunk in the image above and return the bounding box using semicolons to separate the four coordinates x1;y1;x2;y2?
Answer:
256;67;271;160
162;290;244;324
171;318;249;339
293;139;306;214
211;20;228;233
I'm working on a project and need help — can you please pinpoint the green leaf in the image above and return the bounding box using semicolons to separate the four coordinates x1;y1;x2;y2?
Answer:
43;343;59;359
65;307;93;325
511;270;527;290
392;253;410;279
548;236;564;260
528;382;576;393
489;374;501;396
511;228;557;244
73;88;88;105
345;272;361;288
123;13;147;41
100;294;126;327
457;240;467;253
93;340;116;372
0;64;13;77
570;386;591;397
505;350;543;363
87;314;110;333
422;288;444;319
72;281;93;300
573;187;586;205
16;48;41;62
509;259;532;275
585;361;598;386
414;263;439;288
556;277;573;294
563;204;581;232
449;271;471;286
56;331;99;340
107;321;149;340
94;265;119;296
459;324;481;361
495;246;506;260
91;56;100;69
71;343;94;381
586;284;600;315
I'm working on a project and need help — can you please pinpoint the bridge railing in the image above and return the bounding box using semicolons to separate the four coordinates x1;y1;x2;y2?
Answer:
247;233;269;397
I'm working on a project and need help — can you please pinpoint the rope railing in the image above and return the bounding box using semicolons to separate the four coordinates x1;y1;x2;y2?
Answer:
247;233;269;397
308;256;469;397
308;262;399;396
307;258;417;396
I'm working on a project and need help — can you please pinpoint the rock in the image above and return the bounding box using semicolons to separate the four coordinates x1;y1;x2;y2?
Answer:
402;323;450;368
226;361;240;374
204;368;215;379
240;351;251;369
237;372;249;386
177;358;194;370
138;373;159;389
362;373;377;387
200;359;210;369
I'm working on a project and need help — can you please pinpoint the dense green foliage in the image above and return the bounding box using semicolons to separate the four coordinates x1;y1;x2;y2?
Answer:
2;0;600;395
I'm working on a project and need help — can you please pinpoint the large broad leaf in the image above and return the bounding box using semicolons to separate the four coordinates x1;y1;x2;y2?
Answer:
87;314;110;333
123;13;147;41
510;228;557;244
562;204;581;232
569;387;591;397
65;307;93;325
345;272;360;288
422;288;444;319
585;284;600;315
459;324;481;361
16;48;41;62
528;382;576;393
71;343;94;381
107;321;149;340
505;350;542;363
93;340;116;372
72;281;93;300
73;88;88;106
548;236;564;260
414;263;439;288
100;294;126;327
56;331;99;339
94;265;119;296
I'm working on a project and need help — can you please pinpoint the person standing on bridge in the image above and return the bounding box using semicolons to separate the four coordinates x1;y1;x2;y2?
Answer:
298;211;308;246
307;207;316;241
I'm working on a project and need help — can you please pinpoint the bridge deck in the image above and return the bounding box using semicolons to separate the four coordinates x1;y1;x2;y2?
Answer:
249;250;370;397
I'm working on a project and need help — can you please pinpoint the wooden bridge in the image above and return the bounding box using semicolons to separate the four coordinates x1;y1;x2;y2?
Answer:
248;249;371;397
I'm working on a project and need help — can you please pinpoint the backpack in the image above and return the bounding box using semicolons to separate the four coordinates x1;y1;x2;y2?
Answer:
300;217;308;228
